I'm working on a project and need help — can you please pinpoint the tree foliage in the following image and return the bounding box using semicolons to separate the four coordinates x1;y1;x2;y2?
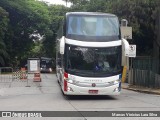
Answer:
68;0;159;55
0;0;52;66
0;7;9;65
0;0;159;67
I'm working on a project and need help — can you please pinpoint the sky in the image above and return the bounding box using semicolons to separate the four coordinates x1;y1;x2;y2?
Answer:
40;0;71;7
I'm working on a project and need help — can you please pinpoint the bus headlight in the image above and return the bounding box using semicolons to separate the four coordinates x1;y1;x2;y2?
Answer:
68;80;79;85
49;68;52;72
109;80;120;85
68;80;73;84
114;80;119;84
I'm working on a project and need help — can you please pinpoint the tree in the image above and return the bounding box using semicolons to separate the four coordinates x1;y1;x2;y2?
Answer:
0;7;9;66
42;5;69;58
0;0;70;67
0;0;159;69
0;0;51;66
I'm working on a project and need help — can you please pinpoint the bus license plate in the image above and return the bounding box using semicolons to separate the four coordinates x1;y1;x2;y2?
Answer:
88;90;98;94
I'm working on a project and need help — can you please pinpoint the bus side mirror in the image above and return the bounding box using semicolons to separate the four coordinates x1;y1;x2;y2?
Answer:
60;36;65;54
121;38;129;66
122;38;129;56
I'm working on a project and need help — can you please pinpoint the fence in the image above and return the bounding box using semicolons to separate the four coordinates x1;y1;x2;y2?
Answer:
129;57;160;88
0;67;29;88
0;67;13;82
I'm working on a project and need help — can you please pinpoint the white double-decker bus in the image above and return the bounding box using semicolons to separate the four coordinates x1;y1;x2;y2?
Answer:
56;12;129;95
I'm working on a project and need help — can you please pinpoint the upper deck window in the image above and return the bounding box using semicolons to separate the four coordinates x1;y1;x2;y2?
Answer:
67;15;119;37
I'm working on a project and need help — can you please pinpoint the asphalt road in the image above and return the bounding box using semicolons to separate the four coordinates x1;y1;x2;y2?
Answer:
0;73;160;120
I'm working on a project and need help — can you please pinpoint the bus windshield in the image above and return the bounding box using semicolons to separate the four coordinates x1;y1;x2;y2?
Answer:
40;57;53;72
65;45;122;77
67;15;120;41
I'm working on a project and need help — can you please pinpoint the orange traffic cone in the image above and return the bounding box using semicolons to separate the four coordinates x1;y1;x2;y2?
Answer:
33;72;41;82
20;68;27;80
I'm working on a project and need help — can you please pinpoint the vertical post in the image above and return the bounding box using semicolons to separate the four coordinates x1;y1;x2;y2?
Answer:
25;67;30;87
131;57;133;84
122;66;127;83
11;67;13;81
122;57;129;83
131;58;133;71
0;68;1;82
128;57;133;84
26;72;30;87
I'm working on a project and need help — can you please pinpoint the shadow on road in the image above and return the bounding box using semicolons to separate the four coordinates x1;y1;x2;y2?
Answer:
64;95;117;101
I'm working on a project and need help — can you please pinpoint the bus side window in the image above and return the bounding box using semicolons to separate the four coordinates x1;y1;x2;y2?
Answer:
68;17;78;34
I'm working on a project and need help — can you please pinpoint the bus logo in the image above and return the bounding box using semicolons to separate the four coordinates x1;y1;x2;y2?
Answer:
92;83;96;87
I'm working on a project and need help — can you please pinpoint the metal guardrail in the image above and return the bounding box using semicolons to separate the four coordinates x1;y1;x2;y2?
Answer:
0;67;13;82
129;57;160;88
0;67;31;88
130;69;160;88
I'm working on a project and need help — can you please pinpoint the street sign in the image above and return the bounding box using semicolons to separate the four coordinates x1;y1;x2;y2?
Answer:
120;27;132;39
30;60;38;71
129;45;136;57
27;58;40;73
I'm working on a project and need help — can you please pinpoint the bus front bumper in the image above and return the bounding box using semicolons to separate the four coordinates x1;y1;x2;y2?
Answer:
63;83;121;95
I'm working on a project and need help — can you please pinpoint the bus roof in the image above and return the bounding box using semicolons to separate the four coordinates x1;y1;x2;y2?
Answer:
66;12;117;17
41;57;52;60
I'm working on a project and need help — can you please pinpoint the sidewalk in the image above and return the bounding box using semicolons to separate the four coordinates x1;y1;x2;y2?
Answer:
122;83;160;95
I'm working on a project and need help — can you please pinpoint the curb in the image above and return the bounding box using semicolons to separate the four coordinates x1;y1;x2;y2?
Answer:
122;86;160;95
